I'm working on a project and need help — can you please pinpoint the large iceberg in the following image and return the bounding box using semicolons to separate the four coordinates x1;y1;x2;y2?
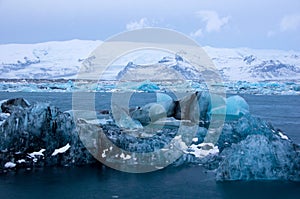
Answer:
0;95;299;181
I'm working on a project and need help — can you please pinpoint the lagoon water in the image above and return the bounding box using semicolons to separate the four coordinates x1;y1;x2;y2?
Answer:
0;92;299;199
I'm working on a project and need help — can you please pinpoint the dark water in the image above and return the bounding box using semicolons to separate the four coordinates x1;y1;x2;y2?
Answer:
0;92;299;199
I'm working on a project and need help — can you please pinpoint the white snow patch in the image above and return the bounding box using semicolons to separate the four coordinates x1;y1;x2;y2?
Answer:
185;143;219;158
51;143;70;156
173;135;188;150
102;149;109;158
192;137;198;142
279;132;289;140
4;162;16;168
17;159;26;164
28;149;46;158
120;153;131;160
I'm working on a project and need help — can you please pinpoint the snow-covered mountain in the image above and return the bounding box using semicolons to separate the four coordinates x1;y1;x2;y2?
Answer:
204;46;300;81
0;40;101;79
0;39;300;82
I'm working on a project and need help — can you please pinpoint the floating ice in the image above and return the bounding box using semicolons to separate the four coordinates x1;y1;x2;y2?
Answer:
156;93;175;117
137;80;160;92
0;97;299;182
225;95;249;120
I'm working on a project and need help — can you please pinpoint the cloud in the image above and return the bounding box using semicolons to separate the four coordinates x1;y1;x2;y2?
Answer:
196;10;230;32
280;14;300;32
126;18;152;30
190;28;203;38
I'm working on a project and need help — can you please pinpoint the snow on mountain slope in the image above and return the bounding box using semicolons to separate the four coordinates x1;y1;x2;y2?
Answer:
204;46;300;81
0;40;101;79
0;40;300;82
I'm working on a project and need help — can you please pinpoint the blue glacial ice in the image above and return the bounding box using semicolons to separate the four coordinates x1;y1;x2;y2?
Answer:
0;95;299;181
0;79;300;95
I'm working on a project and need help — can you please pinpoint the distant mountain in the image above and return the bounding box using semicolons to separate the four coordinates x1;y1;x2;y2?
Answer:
0;40;300;82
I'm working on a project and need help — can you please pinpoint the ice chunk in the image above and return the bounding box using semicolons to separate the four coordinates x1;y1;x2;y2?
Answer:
156;93;175;117
131;103;167;126
212;95;249;120
216;134;300;181
113;105;143;129
4;162;16;168
225;95;249;119
51;143;71;156
208;93;226;118
137;80;160;92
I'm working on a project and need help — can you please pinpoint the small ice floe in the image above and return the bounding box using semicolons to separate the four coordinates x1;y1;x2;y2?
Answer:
51;143;70;156
120;153;131;160
4;162;16;168
278;132;289;140
192;138;198;142
185;143;219;158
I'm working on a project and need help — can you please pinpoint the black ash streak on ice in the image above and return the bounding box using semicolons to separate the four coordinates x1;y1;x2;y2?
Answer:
0;92;299;182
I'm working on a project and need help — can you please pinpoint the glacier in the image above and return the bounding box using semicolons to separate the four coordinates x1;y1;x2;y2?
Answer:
0;94;299;181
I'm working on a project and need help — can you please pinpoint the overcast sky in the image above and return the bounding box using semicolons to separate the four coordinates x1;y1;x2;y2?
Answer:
0;0;300;50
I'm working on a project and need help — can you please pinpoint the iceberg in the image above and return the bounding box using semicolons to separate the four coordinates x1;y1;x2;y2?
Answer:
137;80;160;92
225;95;249;120
156;93;175;117
0;96;299;182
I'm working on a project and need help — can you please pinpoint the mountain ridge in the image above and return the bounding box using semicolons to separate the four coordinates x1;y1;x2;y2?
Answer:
1;39;300;82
